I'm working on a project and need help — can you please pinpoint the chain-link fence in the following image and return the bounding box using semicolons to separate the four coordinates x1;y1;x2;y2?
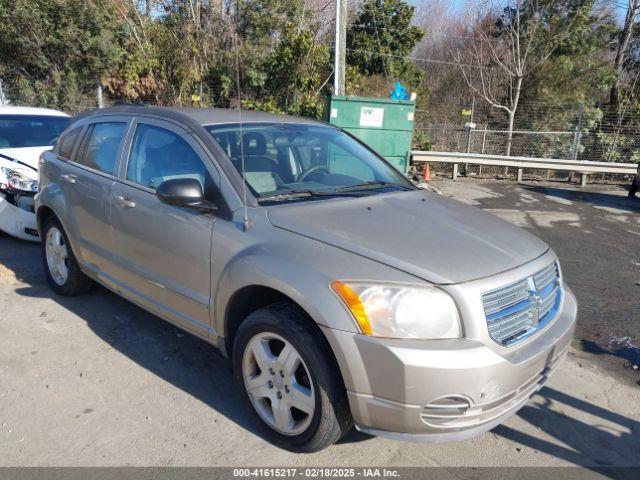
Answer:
413;99;640;180
416;126;577;158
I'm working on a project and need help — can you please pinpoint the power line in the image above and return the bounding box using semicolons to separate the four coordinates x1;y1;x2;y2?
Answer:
350;22;479;40
345;48;481;69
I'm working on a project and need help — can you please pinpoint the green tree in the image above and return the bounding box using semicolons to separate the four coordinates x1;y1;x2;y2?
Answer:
347;0;424;86
254;27;331;117
0;0;124;111
515;1;616;129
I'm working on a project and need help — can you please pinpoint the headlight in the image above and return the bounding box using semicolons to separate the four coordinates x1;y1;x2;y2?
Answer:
0;167;39;193
331;281;462;339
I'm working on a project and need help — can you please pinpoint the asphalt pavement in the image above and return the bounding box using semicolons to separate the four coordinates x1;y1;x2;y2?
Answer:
0;178;638;472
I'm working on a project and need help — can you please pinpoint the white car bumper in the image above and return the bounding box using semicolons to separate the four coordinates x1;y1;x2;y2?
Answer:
0;195;39;242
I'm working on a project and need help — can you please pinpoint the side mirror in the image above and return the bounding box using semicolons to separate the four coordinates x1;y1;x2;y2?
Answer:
156;178;217;213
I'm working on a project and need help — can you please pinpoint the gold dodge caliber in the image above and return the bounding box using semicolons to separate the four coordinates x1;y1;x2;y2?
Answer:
36;105;577;452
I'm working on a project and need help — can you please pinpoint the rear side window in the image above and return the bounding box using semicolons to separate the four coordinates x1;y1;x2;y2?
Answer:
126;124;208;191
56;127;81;159
76;122;126;175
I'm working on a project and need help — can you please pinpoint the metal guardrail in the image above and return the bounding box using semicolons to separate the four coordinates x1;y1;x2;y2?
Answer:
411;151;638;187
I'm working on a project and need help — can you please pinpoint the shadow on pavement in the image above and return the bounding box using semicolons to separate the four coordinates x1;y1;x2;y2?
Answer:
1;236;637;460
11;278;371;448
522;184;640;213
581;339;640;370
495;386;640;475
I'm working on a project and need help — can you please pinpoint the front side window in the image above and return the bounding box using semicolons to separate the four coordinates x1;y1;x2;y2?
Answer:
0;115;70;148
126;124;208;191
206;123;413;203
76;122;126;175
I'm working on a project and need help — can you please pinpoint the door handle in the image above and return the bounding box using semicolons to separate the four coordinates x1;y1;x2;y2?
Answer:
114;194;136;209
60;174;77;184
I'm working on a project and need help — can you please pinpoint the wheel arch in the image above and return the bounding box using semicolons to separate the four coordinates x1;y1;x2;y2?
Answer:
36;205;56;235
35;202;84;266
224;285;331;359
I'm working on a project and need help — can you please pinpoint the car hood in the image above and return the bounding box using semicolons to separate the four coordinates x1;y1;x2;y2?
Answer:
0;153;41;181
266;189;549;284
0;146;50;174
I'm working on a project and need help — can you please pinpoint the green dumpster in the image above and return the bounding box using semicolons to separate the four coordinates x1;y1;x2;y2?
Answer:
326;95;416;173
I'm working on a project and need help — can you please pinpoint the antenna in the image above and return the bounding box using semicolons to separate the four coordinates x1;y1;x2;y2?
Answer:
234;4;250;231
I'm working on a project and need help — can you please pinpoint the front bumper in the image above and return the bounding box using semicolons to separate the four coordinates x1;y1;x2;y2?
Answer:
321;285;577;442
0;196;39;242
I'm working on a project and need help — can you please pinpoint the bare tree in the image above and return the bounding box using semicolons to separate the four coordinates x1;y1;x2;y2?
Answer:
411;1;480;132
610;0;640;116
455;0;580;157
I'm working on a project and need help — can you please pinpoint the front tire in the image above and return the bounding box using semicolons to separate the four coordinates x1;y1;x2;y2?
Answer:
233;302;352;452
41;216;93;296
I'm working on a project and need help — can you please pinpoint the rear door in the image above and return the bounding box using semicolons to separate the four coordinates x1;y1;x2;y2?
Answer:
58;117;130;277
109;117;218;337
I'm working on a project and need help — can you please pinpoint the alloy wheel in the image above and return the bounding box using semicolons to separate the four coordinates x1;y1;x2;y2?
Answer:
242;332;315;436
45;226;69;286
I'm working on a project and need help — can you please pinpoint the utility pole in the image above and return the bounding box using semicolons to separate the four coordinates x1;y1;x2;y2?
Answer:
333;0;347;96
0;79;8;106
96;81;104;109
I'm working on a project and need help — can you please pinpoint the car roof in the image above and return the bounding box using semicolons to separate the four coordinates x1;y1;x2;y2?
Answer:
76;105;326;127
0;106;69;117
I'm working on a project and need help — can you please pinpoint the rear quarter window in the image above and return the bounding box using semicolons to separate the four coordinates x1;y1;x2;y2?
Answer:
56;127;82;159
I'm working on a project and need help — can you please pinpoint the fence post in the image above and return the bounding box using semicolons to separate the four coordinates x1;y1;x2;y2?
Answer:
479;125;487;176
466;98;475;154
571;102;584;161
581;173;588;187
452;163;459;180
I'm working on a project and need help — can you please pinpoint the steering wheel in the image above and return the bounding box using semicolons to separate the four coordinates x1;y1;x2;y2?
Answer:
297;166;330;183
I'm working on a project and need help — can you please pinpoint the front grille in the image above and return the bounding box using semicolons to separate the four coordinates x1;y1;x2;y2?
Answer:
482;262;562;345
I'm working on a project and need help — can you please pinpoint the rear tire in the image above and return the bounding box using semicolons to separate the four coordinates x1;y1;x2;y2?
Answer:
41;216;93;296
233;302;352;452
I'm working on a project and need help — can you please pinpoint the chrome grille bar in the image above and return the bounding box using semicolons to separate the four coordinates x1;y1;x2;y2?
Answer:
482;279;531;315
482;262;562;345
533;263;559;289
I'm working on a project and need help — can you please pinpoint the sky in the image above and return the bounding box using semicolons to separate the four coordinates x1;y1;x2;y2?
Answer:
410;0;629;22
448;0;467;11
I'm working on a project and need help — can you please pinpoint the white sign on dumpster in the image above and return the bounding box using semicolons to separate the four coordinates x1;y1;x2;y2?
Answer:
359;107;384;128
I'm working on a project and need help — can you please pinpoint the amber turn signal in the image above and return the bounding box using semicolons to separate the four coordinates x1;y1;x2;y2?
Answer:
331;280;373;335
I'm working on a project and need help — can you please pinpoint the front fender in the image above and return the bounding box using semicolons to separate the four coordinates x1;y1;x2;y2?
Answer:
211;218;426;341
213;249;359;336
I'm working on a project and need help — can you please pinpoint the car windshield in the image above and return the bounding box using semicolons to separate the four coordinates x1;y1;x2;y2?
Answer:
206;123;414;203
0;115;70;148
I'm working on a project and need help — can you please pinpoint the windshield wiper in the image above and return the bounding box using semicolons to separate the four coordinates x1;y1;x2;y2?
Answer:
259;188;368;202
0;152;38;172
332;180;411;192
259;182;411;202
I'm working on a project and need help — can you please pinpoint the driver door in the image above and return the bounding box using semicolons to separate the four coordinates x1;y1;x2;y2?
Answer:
109;118;220;338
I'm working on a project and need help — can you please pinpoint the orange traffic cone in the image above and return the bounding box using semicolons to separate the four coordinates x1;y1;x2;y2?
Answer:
423;163;430;182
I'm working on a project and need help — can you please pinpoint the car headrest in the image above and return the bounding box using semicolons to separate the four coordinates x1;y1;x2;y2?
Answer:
242;132;267;156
